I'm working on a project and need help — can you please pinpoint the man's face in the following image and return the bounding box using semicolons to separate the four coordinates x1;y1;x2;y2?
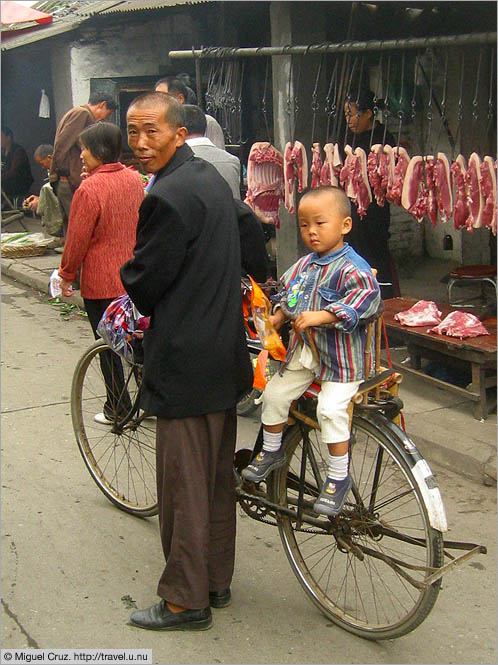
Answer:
36;154;52;170
127;104;187;173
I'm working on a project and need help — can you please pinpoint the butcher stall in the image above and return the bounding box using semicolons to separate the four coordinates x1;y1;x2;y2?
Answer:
170;31;497;418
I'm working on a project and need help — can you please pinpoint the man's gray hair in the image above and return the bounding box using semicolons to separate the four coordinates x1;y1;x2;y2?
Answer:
127;92;186;128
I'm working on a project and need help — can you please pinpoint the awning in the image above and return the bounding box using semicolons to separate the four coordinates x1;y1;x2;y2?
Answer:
1;1;52;26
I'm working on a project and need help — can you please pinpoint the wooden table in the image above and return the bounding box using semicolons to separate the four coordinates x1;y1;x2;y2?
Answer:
383;297;497;420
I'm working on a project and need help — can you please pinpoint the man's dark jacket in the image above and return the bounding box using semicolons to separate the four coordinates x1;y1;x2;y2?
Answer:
121;143;252;419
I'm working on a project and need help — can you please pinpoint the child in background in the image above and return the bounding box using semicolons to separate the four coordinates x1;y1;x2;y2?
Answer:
242;186;381;516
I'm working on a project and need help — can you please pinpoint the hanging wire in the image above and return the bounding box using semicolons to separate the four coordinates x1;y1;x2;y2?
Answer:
261;57;272;143
236;59;246;144
343;54;358;147
382;54;391;145
325;59;339;142
292;54;303;142
396;51;406;152
485;46;495;148
453;51;465;159
410;54;419;124
351;55;365;150
435;50;449;152
425;48;435;151
469;48;483;150
369;51;383;147
285;48;294;140
310;51;324;145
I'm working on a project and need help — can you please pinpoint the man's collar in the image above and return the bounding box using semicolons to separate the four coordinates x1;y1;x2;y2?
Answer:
186;136;215;147
310;243;349;265
154;143;194;180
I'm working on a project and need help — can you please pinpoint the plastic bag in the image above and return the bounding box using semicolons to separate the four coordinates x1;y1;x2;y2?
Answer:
39;89;50;118
248;275;287;361
97;294;150;363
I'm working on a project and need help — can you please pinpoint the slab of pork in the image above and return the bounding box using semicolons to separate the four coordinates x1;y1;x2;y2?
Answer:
245;141;285;227
394;299;442;326
320;143;342;187
389;146;410;207
479;156;497;235
450;155;471;230
465;152;484;228
367;144;385;206
434;152;453;224
284;141;296;213
310;143;323;189
428;311;490;339
401;155;428;222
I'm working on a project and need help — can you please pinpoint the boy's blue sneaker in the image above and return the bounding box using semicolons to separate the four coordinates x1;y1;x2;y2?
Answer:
241;448;286;482
313;475;352;517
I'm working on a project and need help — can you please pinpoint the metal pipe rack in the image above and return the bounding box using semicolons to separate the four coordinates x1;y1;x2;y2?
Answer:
169;32;496;60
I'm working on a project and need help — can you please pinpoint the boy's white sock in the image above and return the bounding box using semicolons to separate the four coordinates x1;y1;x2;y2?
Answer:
262;430;283;453
327;452;349;480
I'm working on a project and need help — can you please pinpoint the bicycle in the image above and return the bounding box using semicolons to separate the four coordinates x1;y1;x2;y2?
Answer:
71;305;486;640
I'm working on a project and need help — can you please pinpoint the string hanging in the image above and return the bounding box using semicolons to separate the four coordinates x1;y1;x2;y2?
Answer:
351;55;365;150
425;48;435;152
369;52;383;148
261;57;272;143
382;54;391;146
453;51;465;160
396;52;406;153
435;49;449;153
285;48;294;141
292;54;303;143
325;59;339;142
469;48;483;151
310;51;324;146
343;54;358;147
485;46;495;149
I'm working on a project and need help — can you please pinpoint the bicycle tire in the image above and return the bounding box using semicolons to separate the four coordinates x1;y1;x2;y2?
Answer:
71;340;158;517
270;413;444;640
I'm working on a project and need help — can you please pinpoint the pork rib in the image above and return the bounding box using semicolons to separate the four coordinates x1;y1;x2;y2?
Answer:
320;142;342;186
284;141;295;213
428;311;490;339
450;155;470;230
367;144;386;206
465;152;484;228
425;155;438;227
383;145;397;204
310;142;323;189
434;152;453;224
244;141;285;227
401;155;428;222
479;155;497;235
390;146;410;207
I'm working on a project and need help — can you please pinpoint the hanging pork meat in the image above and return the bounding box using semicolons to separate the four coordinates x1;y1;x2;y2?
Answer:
244;142;285;228
366;144;386;206
425;156;439;227
401;155;428;223
390;147;411;207
310;143;323;189
383;145;397;204
283;141;308;214
480;156;497;235
339;145;372;218
465;152;484;228
320;143;342;186
433;153;453;224
450;155;471;230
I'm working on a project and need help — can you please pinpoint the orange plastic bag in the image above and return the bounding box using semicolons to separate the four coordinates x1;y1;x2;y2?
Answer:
253;349;269;390
248;276;287;362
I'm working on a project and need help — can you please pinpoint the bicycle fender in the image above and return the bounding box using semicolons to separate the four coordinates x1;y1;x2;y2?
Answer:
361;413;448;533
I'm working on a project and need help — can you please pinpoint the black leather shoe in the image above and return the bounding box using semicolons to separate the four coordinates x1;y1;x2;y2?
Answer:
129;599;212;631
209;588;231;608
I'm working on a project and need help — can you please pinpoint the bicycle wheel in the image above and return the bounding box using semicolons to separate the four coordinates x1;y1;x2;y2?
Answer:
71;340;158;517
270;413;444;640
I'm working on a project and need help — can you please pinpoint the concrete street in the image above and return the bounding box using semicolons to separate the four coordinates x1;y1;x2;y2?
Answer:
1;275;496;664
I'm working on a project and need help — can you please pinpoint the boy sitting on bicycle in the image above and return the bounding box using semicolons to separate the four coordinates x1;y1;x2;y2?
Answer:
242;185;381;516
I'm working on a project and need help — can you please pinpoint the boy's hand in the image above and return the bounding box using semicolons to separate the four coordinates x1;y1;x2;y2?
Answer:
294;309;337;332
269;308;287;330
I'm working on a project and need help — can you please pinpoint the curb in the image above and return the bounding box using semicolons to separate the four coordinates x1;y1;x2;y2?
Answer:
1;257;84;308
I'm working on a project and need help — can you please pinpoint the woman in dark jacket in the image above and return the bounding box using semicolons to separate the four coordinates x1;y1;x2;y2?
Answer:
341;89;399;299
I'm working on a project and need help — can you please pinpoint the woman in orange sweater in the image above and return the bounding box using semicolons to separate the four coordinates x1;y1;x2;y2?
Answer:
58;122;144;424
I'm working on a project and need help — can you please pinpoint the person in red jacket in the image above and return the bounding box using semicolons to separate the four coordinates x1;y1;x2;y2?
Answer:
58;122;144;424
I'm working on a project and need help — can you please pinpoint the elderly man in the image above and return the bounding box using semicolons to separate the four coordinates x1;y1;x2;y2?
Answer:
121;92;252;631
154;76;225;150
183;104;241;199
49;91;117;237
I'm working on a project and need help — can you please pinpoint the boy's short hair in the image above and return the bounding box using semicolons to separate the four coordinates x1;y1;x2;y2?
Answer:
299;185;351;218
34;144;53;160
